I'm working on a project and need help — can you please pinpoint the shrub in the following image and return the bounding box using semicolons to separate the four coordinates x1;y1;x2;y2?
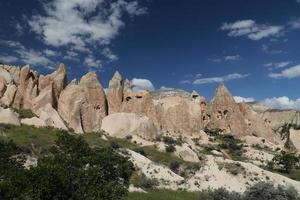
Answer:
0;134;133;200
131;174;159;189
169;160;180;173
125;135;133;140
133;148;147;157
244;182;299;200
13;109;36;119
272;153;299;173
198;188;242;200
165;144;176;153
110;141;120;149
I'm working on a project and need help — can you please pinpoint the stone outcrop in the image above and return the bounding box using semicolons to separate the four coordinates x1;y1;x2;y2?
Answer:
204;83;279;143
0;108;20;125
38;103;68;130
38;63;66;108
155;96;203;136
120;90;158;127
101;112;158;140
12;65;38;110
21;117;47;128
0;77;6;98
58;72;107;133
0;84;17;107
123;79;133;101
107;71;123;114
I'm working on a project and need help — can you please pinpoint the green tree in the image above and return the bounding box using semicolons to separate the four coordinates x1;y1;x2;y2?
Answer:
272;153;299;173
1;133;133;200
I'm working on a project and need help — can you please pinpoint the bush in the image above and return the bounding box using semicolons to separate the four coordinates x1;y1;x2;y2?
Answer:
169;161;180;173
198;188;242;200
13;109;36;119
133;148;147;157
131;174;159;189
244;182;299;200
0;134;133;200
165;144;176;153
272;153;299;173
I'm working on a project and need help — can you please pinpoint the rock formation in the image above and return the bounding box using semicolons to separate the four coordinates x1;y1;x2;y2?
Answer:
101;112;158;140
107;71;123;114
155;96;203;136
12;65;38;110
58;72;107;133
0;108;20;126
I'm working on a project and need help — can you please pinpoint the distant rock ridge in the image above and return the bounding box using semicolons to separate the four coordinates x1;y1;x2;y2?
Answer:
0;63;298;150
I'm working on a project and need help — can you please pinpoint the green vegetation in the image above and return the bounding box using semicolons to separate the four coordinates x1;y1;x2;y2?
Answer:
0;133;133;200
217;135;246;161
13;108;36;119
125;189;198;200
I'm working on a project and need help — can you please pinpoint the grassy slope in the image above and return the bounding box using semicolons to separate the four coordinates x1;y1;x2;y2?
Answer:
125;190;198;200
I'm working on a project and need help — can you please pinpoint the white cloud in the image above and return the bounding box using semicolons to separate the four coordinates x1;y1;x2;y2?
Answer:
264;61;291;70
0;55;19;63
101;48;118;62
0;40;54;68
269;64;300;79
289;18;300;29
131;78;154;92
262;96;300;111
192;73;249;85
262;44;283;54
28;0;146;52
208;58;222;63
221;19;284;40
44;49;58;57
84;55;102;69
63;50;79;61
225;55;241;61
234;96;255;103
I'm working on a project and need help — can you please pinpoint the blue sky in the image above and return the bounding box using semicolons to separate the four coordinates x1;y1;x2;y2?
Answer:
0;0;300;109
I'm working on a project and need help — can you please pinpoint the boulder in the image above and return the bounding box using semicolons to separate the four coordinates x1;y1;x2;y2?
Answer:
175;143;200;162
0;67;12;83
101;113;158;140
21;117;47;128
38;103;68;130
38;63;66;107
32;84;53;114
0;84;17;107
58;72;107;133
12;65;39;110
0;108;20;125
107;71;123;114
0;77;6;98
155;96;202;135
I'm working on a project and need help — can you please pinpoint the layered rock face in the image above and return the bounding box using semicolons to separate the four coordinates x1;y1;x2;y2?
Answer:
155;96;203;136
58;72;107;133
107;71;123;114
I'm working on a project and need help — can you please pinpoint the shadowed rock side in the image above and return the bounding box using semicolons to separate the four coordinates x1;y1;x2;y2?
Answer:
58;72;107;133
107;71;123;114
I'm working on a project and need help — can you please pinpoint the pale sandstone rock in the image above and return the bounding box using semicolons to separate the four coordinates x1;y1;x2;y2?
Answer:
21;117;47;128
1;65;20;84
121;90;158;127
107;71;123;114
12;65;39;110
32;84;53;114
155;96;202;135
205;83;279;144
175;143;200;162
38;103;68;130
0;108;20;125
0;84;17;106
38;63;66;107
123;79;133;101
58;72;107;133
0;77;6;98
101;113;158;140
290;129;300;152
0;67;12;83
